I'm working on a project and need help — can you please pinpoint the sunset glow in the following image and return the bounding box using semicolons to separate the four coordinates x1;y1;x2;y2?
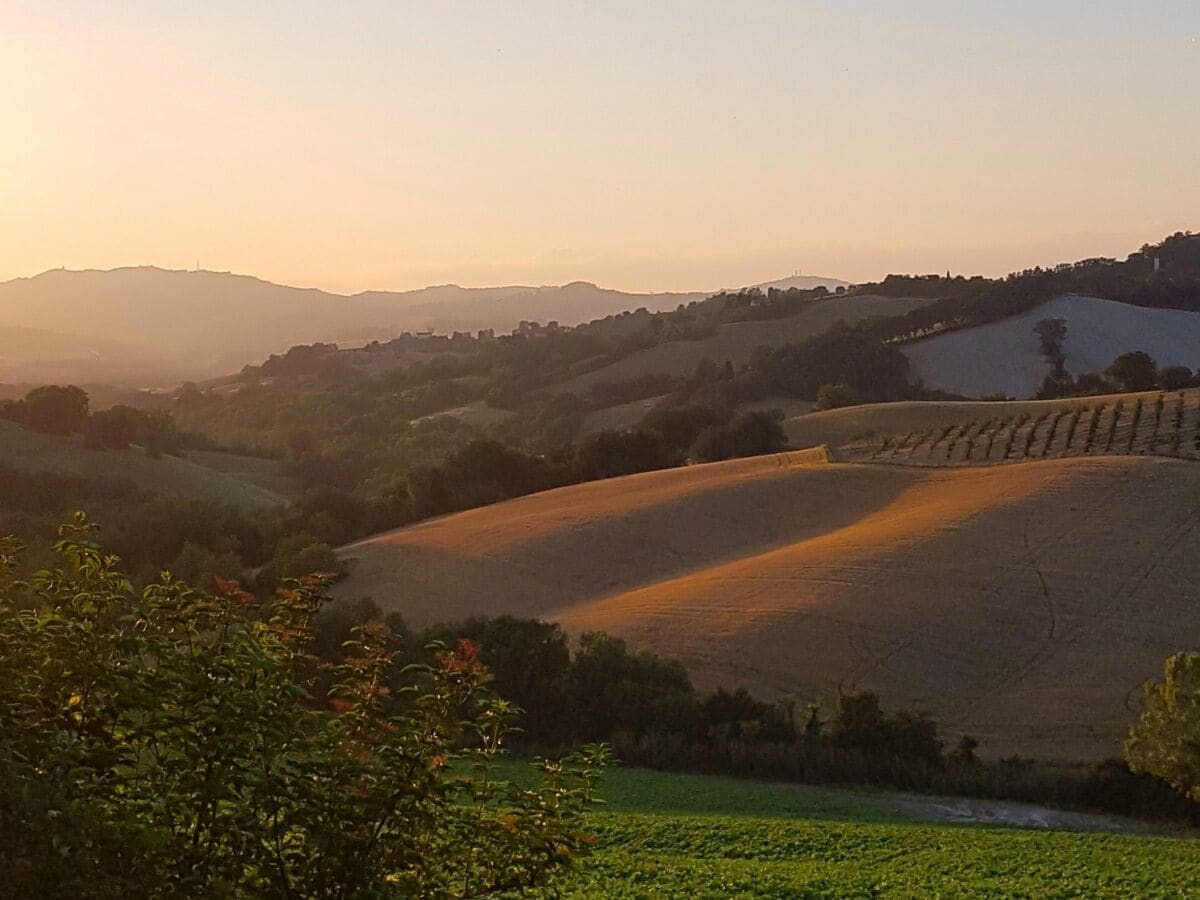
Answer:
3;1;1198;291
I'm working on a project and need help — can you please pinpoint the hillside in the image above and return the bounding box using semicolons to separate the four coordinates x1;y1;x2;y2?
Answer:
336;449;1200;761
547;293;932;396
359;276;843;335
0;267;845;385
577;394;814;437
0;421;292;510
783;389;1200;465
903;294;1200;398
0;326;180;385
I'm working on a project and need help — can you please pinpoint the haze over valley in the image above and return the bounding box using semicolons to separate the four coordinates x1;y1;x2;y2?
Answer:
0;265;844;384
4;3;1200;895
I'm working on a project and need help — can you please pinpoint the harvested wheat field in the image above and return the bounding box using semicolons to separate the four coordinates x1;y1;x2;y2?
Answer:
338;449;1200;761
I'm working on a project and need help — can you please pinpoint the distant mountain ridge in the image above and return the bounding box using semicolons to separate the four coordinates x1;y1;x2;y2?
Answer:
0;266;846;386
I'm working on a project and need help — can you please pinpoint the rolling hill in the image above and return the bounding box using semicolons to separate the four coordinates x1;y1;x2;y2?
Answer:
0;267;845;385
782;389;1200;465
577;394;815;438
547;293;932;396
336;447;1200;761
903;294;1200;398
0;421;293;510
0;326;180;385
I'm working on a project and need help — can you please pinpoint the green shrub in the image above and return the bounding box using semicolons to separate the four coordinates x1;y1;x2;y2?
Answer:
814;382;860;411
0;517;609;897
1126;652;1200;803
1157;365;1193;391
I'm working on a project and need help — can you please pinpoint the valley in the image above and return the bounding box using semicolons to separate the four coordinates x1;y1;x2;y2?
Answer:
7;7;1200;893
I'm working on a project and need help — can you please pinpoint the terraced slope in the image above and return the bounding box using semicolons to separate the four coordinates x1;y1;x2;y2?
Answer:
338;449;1200;760
786;389;1200;467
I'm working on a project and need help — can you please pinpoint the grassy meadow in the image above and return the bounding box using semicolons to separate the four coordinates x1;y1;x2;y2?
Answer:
0;420;292;510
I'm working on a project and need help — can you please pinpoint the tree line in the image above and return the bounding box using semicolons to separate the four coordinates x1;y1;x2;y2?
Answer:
0;383;789;596
315;602;1200;825
0;384;195;456
1031;315;1200;399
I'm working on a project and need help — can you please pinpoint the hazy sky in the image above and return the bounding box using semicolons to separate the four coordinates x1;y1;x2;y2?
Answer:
3;1;1198;293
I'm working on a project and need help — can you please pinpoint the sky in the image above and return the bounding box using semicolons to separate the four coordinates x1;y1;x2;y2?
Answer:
2;1;1198;294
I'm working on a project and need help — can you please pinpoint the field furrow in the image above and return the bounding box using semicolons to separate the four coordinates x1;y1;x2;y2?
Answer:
339;448;1200;761
793;390;1200;470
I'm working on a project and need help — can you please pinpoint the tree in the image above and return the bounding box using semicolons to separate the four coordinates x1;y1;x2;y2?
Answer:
256;533;341;587
1033;318;1068;379
641;405;729;458
1157;365;1194;391
0;398;28;425
423;616;572;744
815;382;860;411
1125;652;1200;802
136;409;177;458
702;688;794;742
831;689;943;765
1073;372;1110;395
831;690;886;749
24;384;89;435
727;409;788;457
950;735;980;765
406;463;455;519
690;409;788;463
573;430;668;480
760;325;910;402
0;518;609;896
84;405;142;449
566;632;697;741
694;358;721;384
1104;351;1158;393
312;596;389;663
447;440;556;506
1034;374;1072;400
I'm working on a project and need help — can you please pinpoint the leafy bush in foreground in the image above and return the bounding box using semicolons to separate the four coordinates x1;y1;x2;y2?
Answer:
0;517;608;898
1126;652;1200;803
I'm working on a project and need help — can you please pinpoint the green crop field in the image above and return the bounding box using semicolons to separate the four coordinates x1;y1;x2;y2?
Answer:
551;768;1199;898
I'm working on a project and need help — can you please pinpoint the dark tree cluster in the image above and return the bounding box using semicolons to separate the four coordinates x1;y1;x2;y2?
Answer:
1034;317;1068;379
1;384;90;435
0;385;192;456
1036;350;1200;399
399;411;788;524
312;606;944;770
333;607;1197;823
